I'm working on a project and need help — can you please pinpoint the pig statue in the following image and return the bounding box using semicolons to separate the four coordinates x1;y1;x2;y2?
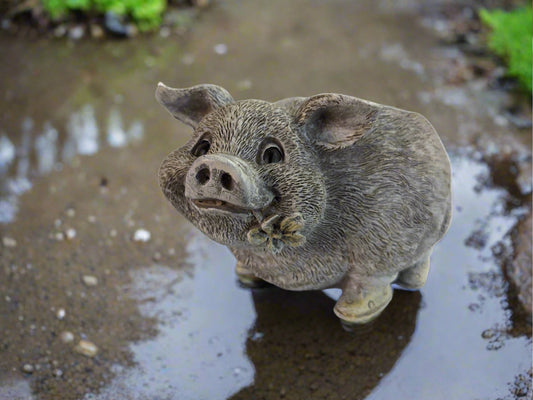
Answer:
156;83;452;326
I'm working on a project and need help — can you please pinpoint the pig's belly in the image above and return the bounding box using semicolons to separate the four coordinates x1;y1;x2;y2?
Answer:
246;252;348;291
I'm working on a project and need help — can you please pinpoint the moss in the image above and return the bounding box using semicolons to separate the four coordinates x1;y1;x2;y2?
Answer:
41;0;166;31
480;6;533;93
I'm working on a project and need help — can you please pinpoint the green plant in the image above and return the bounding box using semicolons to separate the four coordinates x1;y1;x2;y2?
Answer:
480;6;533;93
41;0;166;31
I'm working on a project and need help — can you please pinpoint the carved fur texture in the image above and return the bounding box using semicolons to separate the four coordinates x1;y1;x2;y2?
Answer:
157;83;452;297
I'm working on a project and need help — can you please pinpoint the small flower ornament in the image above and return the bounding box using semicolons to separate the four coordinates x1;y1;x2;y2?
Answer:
247;213;306;253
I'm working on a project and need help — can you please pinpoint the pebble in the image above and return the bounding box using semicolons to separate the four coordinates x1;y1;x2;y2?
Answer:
66;208;76;217
54;25;67;38
65;228;76;240
74;340;98;357
53;368;63;377
56;308;66;320
55;232;65;241
481;329;495;339
2;237;17;247
82;275;98;287
237;79;252;91
159;26;171;38
109;229;117;237
133;229;151;242
21;364;34;374
88;215;96;223
181;54;195;65
213;43;228;55
90;24;104;39
60;331;74;343
69;26;85;40
153;252;162;262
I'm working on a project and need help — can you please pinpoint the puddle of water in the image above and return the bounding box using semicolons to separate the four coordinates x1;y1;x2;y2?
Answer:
367;154;531;400
88;154;531;400
0;0;530;399
92;232;255;400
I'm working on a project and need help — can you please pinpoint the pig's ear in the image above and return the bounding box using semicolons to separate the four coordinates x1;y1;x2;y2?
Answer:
155;83;234;128
295;94;378;150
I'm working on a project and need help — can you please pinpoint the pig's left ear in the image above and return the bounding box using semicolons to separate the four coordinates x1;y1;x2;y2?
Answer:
155;82;234;128
295;94;378;150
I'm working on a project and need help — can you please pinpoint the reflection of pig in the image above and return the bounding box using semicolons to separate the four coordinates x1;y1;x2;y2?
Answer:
156;83;451;326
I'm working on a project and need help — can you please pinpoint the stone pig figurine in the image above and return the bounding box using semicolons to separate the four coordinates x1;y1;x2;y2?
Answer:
156;83;451;326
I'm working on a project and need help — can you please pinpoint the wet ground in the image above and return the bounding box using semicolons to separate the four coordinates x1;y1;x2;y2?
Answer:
0;0;531;399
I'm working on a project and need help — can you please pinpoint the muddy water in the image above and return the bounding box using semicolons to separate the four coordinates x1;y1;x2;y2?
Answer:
0;0;531;399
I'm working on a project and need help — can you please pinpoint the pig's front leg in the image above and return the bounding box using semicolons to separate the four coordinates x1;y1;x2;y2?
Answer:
334;271;397;327
235;261;268;288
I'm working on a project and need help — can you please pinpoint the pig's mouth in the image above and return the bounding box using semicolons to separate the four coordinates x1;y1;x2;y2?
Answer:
192;198;254;215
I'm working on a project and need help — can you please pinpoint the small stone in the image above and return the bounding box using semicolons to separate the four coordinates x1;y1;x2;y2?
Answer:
133;229;151;242
181;54;195;65
66;208;76;217
54;25;67;38
56;308;66;320
74;340;98;357
237;79;252;91
213;43;228;55
55;232;65;241
168;248;176;256
2;237;17;247
65;228;76;240
21;364;34;374
153;252;162;261
109;229;117;237
53;368;63;377
90;24;104;39
159;26;171;38
481;329;494;339
82;275;98;287
493;115;508;127
60;331;74;343
88;215;96;223
69;26;85;41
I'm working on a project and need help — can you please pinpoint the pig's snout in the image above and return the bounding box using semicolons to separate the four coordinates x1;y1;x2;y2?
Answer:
185;154;274;213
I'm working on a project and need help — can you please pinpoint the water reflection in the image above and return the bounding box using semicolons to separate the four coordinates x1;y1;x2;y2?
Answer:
0;107;144;223
230;289;420;400
64;105;99;159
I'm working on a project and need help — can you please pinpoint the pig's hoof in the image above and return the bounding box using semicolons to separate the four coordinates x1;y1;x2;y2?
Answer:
334;285;393;325
395;257;430;290
235;262;268;288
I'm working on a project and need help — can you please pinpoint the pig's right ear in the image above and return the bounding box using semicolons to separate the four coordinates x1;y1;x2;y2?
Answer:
155;83;234;128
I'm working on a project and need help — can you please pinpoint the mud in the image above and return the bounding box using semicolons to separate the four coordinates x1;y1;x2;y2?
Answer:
0;0;531;399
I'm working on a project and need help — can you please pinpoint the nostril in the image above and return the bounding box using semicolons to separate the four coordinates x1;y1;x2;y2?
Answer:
221;172;234;191
196;168;210;185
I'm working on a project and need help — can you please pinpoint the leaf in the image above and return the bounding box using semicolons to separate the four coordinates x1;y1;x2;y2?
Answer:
282;232;306;247
280;213;304;233
247;228;268;246
260;214;281;235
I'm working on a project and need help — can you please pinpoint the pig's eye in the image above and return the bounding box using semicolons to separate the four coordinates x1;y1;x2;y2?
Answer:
191;139;211;157
258;139;284;164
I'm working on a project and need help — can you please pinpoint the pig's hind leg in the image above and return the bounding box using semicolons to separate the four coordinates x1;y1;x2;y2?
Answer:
394;253;431;290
